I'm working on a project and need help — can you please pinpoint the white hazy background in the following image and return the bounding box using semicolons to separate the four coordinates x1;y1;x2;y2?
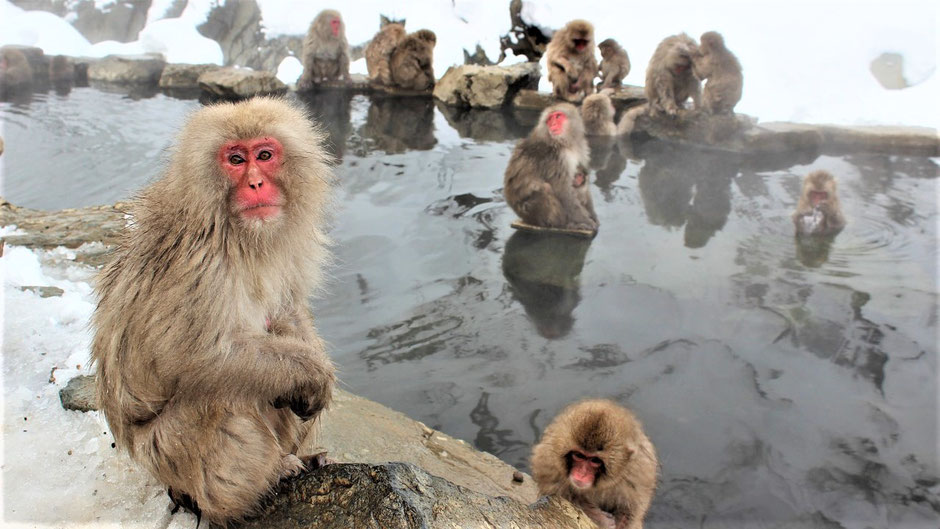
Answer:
0;0;937;127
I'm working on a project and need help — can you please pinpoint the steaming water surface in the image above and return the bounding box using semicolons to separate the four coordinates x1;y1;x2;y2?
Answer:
2;87;937;528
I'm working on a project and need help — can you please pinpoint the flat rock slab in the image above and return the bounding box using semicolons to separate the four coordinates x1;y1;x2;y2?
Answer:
243;462;597;529
512;86;646;112
510;219;597;239
159;63;220;89
198;67;287;99
87;54;165;85
56;374;537;504
434;63;541;109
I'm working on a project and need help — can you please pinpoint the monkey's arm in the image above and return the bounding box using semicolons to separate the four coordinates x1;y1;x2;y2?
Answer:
339;48;351;80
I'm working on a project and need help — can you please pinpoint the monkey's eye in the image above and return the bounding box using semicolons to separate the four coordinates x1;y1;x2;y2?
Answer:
590;457;604;466
228;154;245;165
257;150;272;161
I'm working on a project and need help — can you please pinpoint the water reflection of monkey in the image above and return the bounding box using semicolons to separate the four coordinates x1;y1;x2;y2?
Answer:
297;90;352;160
795;234;835;267
588;136;628;199
360;96;437;153
636;139;737;247
502;231;591;339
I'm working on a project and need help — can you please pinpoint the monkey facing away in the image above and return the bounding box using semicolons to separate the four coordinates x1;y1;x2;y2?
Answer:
532;399;658;529
298;9;350;89
597;38;630;90
545;19;598;103
0;47;34;91
92;98;336;526
504;103;598;232
581;91;617;136
389;29;437;91
792;170;846;236
691;31;743;115
645;33;701;117
365;21;407;86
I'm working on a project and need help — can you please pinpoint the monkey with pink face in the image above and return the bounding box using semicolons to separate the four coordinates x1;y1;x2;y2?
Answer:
504;103;598;232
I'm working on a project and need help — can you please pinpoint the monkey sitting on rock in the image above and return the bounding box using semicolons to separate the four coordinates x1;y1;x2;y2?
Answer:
92;98;337;526
504;103;598;233
298;9;350;89
691;31;743;115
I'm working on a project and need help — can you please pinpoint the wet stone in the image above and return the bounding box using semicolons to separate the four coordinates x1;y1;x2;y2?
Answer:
87;54;166;85
197;67;287;100
59;375;97;413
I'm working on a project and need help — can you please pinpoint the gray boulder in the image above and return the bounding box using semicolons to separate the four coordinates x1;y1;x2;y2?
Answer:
433;62;540;109
197;67;287;99
159;63;220;89
87;54;166;85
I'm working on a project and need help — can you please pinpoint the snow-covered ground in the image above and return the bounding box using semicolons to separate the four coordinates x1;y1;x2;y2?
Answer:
0;0;936;127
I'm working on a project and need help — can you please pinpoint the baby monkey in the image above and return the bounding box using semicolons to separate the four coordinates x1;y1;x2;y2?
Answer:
532;399;658;529
793;170;846;236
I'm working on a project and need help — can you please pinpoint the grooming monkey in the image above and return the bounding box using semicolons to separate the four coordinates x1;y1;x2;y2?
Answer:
545;20;598;102
532;399;658;529
645;33;701;116
691;31;743;115
597;38;630;90
389;29;437;91
365;20;407;86
92;98;336;525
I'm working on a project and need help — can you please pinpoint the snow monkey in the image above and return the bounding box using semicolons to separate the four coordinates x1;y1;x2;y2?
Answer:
691;31;743;115
92;98;337;526
0;47;34;91
545;19;598;102
792;170;846;236
504;103;598;232
645;33;701;116
532;399;658;529
298;9;350;89
365;19;407;86
597;38;630;90
581;91;617;136
389;29;437;91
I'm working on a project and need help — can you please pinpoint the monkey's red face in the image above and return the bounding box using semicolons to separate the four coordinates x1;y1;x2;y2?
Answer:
568;451;603;489
546;111;567;136
809;190;829;207
219;137;285;221
330;18;341;37
573;38;589;51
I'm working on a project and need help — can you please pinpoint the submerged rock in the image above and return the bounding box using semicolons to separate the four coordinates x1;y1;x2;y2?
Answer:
198;67;288;99
433;63;540;109
243;462;597;529
87;54;165;85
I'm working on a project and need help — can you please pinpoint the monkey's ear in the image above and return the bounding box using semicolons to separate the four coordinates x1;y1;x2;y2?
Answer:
624;446;636;459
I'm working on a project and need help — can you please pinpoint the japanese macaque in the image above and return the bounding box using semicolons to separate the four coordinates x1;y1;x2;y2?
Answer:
365;21;406;86
792;170;846;236
545;20;598;103
298;9;350;89
645;33;701;117
532;399;658;529
691;31;742;115
597;38;630;90
0;47;33;90
504;103;598;231
49;55;75;84
92;98;336;526
389;29;437;91
616;104;647;136
581;91;617;136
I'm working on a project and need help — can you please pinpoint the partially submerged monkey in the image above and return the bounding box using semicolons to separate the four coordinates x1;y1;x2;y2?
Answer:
92;98;336;525
793;170;846;236
504;103;598;232
532;399;658;529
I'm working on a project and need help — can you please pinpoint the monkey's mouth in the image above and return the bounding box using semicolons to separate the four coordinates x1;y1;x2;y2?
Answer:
241;204;283;220
573;39;588;51
809;191;828;206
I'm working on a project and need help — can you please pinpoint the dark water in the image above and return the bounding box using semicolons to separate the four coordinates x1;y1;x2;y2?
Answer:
2;87;938;528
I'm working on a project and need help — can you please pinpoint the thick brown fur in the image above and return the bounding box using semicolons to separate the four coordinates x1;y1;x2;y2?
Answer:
92;97;336;526
645;33;701;116
532;399;658;529
504;103;598;231
545;20;598;102
0;48;33;89
389;29;437;91
792;170;846;235
365;22;406;86
49;55;75;84
581;92;617;136
691;31;743;115
597;38;630;90
298;9;350;89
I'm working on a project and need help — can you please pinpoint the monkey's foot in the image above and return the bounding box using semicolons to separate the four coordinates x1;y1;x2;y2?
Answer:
279;454;307;480
167;487;202;523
